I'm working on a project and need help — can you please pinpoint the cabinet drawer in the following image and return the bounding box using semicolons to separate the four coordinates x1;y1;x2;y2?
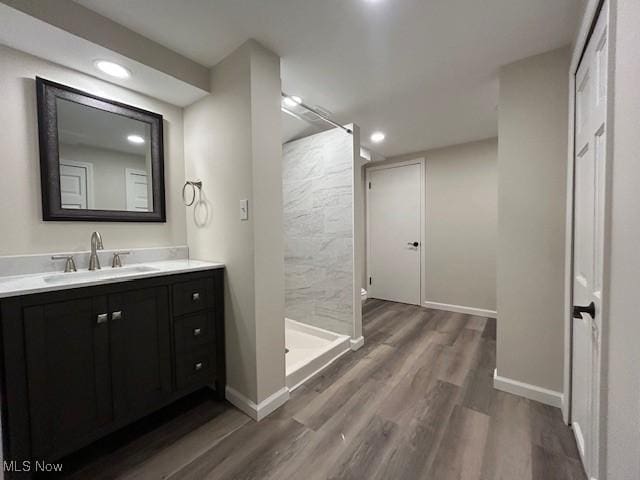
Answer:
174;311;214;352
175;346;216;390
172;278;213;316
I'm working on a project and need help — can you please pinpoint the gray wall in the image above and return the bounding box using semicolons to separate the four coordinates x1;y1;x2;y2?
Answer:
605;0;640;477
497;47;570;393
367;137;498;312
283;127;356;336
0;45;186;255
184;40;285;405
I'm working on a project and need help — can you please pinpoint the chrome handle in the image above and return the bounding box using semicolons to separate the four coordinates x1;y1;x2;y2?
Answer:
192;292;200;302
111;251;130;268
111;311;122;320
194;362;203;371
51;255;77;273
97;313;108;324
193;328;202;336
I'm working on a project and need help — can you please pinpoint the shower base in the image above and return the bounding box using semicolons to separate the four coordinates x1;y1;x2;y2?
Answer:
285;318;350;391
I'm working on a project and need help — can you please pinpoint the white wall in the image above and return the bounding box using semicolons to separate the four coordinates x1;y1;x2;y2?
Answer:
184;40;285;407
604;0;640;477
60;144;148;211
497;47;570;394
0;45;186;255
366;137;498;312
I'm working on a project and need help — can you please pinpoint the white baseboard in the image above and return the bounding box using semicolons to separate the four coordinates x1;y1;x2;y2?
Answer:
562;393;570;425
423;301;497;319
350;336;364;351
493;369;563;408
225;385;290;421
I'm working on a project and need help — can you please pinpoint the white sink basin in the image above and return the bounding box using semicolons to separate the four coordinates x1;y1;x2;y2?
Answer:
43;265;159;284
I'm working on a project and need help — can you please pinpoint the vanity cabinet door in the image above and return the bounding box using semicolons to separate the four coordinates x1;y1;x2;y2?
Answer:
23;295;112;460
109;286;172;421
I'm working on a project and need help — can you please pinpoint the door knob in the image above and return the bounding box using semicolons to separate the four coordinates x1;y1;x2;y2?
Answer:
407;242;419;247
573;302;595;319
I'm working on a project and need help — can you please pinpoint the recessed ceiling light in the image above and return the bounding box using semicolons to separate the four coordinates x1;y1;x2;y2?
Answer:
94;60;131;79
127;134;145;144
370;131;386;143
283;95;302;108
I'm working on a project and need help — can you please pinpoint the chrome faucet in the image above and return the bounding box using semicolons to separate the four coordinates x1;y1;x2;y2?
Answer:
89;232;104;271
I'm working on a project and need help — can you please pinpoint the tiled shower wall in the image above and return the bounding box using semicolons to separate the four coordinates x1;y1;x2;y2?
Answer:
283;128;355;336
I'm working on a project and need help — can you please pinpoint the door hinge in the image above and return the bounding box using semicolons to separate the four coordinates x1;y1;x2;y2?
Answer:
369;276;372;285
368;182;371;190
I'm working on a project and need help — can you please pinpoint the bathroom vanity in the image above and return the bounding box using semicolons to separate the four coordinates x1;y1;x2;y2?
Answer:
0;260;225;472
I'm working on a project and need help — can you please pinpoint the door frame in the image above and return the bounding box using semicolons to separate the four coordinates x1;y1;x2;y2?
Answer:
365;158;426;306
564;0;611;478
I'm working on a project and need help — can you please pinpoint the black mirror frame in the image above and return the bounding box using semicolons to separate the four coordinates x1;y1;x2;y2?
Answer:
36;77;166;222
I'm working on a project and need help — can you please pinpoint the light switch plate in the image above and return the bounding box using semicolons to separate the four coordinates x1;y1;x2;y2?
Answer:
240;199;249;220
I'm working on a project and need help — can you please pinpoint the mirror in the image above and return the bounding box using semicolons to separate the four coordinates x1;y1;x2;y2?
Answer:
36;78;166;222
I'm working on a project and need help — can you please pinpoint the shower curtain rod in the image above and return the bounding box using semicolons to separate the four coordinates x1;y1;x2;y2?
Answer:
282;93;353;135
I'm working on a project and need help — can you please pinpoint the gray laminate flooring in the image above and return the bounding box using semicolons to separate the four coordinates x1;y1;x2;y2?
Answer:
62;300;585;480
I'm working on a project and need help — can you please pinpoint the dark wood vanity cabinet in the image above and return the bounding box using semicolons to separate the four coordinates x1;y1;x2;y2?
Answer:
0;269;224;475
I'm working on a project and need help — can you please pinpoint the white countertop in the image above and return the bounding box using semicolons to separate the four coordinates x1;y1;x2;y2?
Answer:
0;259;224;299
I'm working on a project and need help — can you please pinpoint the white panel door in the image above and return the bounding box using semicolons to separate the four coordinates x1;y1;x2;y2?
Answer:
571;3;607;478
126;169;149;211
59;163;88;209
367;162;422;305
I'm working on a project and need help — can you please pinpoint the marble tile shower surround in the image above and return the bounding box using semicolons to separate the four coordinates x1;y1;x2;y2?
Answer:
0;245;188;277
283;128;355;336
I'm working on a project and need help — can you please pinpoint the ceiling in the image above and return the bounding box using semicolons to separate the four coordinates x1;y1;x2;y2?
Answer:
73;0;580;157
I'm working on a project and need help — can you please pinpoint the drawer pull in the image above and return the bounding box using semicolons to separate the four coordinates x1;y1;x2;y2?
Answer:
192;292;201;302
194;362;203;371
97;313;108;324
112;311;123;321
193;327;202;336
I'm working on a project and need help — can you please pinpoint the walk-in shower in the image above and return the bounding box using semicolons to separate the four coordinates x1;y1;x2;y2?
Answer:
281;110;363;390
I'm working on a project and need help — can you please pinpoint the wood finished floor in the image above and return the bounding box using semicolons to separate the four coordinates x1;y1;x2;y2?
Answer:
58;300;586;480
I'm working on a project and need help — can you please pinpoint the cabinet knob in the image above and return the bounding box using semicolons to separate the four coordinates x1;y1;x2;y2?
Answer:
192;292;200;302
193;328;202;336
112;311;123;320
194;362;203;371
96;313;108;324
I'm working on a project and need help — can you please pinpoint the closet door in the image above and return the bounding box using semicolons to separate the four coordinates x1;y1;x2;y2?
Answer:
571;2;608;478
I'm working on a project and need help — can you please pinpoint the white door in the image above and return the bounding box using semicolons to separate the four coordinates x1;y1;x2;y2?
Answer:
126;169;150;212
571;3;608;478
59;163;88;209
367;161;422;305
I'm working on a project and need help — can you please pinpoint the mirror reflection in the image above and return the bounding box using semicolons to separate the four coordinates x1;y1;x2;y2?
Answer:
56;98;153;212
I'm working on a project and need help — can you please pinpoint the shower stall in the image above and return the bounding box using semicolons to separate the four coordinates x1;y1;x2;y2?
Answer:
282;122;363;390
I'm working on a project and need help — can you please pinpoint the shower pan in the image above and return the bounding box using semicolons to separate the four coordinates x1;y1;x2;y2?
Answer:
285;318;350;391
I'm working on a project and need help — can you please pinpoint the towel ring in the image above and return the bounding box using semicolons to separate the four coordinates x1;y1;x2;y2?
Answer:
182;180;203;206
